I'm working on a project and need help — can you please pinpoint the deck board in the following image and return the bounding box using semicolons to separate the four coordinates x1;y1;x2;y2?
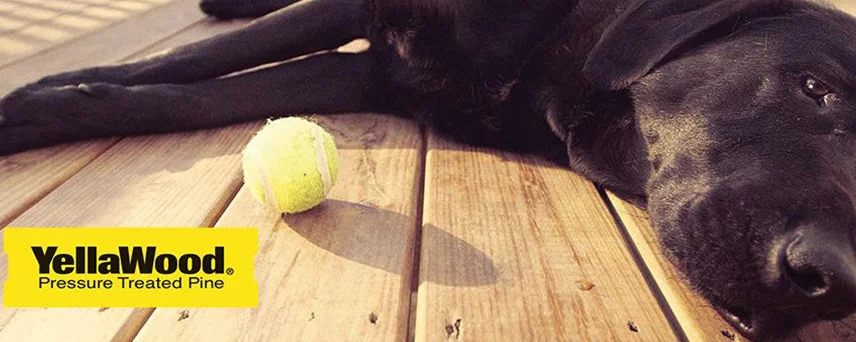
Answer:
0;121;261;342
415;134;678;341
0;0;207;234
0;0;171;67
0;0;204;94
0;140;114;227
134;115;423;341
0;15;261;337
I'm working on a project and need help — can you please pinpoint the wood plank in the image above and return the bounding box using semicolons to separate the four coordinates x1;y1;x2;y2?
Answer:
415;134;679;341
6;122;258;226
0;17;260;342
0;0;205;95
134;115;423;341
0;0;209;232
0;0;170;67
606;193;856;341
0;121;262;342
0;139;114;227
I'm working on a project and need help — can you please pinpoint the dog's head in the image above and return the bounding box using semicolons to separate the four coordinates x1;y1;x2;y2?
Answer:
585;0;856;338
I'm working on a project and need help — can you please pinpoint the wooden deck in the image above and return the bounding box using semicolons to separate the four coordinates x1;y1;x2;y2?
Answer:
1;1;855;341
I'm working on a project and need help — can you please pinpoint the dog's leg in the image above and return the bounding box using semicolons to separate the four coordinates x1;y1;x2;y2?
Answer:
200;0;303;19
28;0;366;88
0;53;377;155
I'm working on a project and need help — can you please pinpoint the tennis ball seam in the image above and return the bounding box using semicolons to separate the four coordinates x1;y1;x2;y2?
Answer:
312;124;333;194
245;144;277;210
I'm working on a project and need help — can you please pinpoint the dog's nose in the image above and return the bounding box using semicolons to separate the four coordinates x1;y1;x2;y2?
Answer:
781;228;856;317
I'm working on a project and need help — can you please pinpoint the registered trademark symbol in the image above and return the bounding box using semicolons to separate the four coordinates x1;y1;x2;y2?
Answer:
226;268;234;275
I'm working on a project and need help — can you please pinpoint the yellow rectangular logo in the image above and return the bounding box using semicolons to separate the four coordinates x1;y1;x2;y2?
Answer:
4;228;258;308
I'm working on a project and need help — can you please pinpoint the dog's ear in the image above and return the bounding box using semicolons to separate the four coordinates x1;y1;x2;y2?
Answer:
583;0;785;90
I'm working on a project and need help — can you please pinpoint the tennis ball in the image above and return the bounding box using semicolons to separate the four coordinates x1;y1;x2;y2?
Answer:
242;117;339;213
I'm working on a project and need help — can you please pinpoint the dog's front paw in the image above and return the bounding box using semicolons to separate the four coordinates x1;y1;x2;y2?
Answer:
0;84;111;155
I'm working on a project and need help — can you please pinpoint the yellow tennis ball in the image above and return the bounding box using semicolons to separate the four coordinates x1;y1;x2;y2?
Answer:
242;117;339;213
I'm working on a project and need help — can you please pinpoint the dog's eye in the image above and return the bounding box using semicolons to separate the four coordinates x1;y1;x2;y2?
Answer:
802;77;830;97
802;77;836;106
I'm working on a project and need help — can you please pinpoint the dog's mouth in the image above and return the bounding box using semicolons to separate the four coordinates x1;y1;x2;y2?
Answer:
716;304;851;340
717;306;758;339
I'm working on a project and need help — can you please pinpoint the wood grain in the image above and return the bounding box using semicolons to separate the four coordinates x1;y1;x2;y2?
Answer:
133;115;423;341
0;14;263;342
0;0;172;67
0;121;262;342
415;134;679;341
0;139;114;227
606;193;856;341
0;0;205;95
0;0;208;232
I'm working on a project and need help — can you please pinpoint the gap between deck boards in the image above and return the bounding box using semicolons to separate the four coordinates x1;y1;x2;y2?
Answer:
596;187;688;342
405;125;429;342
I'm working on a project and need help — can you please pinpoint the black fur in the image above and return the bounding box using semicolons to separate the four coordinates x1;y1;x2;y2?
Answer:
3;0;856;339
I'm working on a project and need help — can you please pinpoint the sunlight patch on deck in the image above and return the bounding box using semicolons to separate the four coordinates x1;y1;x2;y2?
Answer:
18;24;73;42
109;1;154;12
0;0;178;67
0;1;22;12
0;15;27;31
8;6;58;21
52;14;105;30
34;1;88;12
81;7;130;20
0;36;35;55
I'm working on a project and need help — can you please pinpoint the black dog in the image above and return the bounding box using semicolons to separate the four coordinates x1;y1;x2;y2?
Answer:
2;0;856;338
